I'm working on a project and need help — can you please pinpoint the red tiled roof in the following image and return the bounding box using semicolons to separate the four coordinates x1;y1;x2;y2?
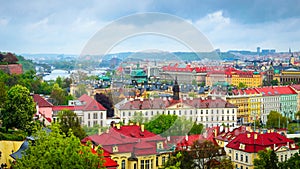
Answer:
255;86;297;96
226;132;298;153
215;126;247;142
78;94;106;111
291;84;300;91
33;94;53;107
81;125;166;155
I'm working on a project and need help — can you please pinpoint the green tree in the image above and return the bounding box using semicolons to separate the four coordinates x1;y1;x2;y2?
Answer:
279;149;300;168
1;85;36;131
50;83;67;105
58;109;87;139
131;111;146;124
254;149;279;169
164;151;194;169
295;111;300;120
188;122;204;135
75;84;88;98
12;124;105;169
0;82;7;109
237;82;247;89
56;76;63;88
145;115;193;136
266;111;287;128
190;140;227;169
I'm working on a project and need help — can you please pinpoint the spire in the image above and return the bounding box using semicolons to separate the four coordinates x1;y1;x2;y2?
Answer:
173;76;180;100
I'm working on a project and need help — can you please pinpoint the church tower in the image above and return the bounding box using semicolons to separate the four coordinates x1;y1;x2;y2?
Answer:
289;48;295;66
173;77;180;100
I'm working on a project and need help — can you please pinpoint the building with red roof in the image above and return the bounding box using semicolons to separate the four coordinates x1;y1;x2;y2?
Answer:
115;97;237;128
32;94;53;120
255;86;297;124
226;132;299;169
0;64;23;75
52;94;107;127
81;124;171;169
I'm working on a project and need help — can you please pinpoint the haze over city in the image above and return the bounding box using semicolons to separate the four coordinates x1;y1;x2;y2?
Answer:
1;0;300;54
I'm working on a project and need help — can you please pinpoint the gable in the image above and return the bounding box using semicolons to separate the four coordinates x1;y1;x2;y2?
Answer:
166;102;194;109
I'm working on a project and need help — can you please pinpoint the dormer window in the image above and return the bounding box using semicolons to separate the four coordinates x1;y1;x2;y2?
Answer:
113;145;118;152
239;143;245;150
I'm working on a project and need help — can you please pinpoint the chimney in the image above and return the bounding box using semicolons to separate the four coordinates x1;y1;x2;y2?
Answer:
129;122;133;125
141;124;144;132
287;141;290;148
185;135;188;141
116;123;121;130
167;136;170;142
254;133;258;140
98;128;102;135
136;122;140;126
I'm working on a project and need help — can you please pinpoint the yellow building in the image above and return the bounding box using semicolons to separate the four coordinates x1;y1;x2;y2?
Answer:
81;124;171;169
226;132;299;169
226;89;261;124
231;71;262;87
0;140;23;168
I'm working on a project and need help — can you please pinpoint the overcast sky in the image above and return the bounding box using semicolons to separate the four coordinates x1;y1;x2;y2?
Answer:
1;0;300;54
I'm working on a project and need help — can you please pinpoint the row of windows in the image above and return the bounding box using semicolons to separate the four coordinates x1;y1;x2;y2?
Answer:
87;120;103;127
235;153;249;163
87;113;104;119
198;116;235;122
121;109;236;117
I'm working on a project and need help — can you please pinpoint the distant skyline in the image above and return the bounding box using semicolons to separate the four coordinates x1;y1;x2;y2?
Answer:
1;0;300;54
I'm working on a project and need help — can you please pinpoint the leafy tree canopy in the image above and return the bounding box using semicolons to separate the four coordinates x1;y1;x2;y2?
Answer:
254;149;279;169
266;111;287;129
1;85;36;131
12;124;105;169
58;109;86;139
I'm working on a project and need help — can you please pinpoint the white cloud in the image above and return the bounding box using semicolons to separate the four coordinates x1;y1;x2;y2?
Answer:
193;11;300;52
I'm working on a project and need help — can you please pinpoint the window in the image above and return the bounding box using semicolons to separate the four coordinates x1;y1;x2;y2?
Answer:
88;121;90;127
285;154;287;161
121;160;125;169
145;160;150;169
93;121;97;126
281;155;283;162
100;112;103;119
201;110;203;114
129;112;131;116
88;113;90;119
156;156;158;166
145;111;148;116
236;153;238;160
190;110;192;115
122;112;125;116
93;113;97;119
245;155;248;163
206;110;208;114
162;157;166;165
241;154;243;161
141;160;144;169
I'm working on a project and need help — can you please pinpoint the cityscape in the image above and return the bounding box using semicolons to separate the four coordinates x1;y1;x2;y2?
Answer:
1;1;300;169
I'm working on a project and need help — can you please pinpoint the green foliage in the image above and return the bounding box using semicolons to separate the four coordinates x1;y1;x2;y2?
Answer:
16;55;35;72
266;111;287;128
131;111;146;124
145;114;196;137
83;125;109;136
50;83;67;105
165;141;231;169
279;149;300;168
0;128;27;141
1;85;36;131
237;82;247;89
12;124;104;169
254;149;279;169
0;82;7;109
188;122;204;135
58;109;87;139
